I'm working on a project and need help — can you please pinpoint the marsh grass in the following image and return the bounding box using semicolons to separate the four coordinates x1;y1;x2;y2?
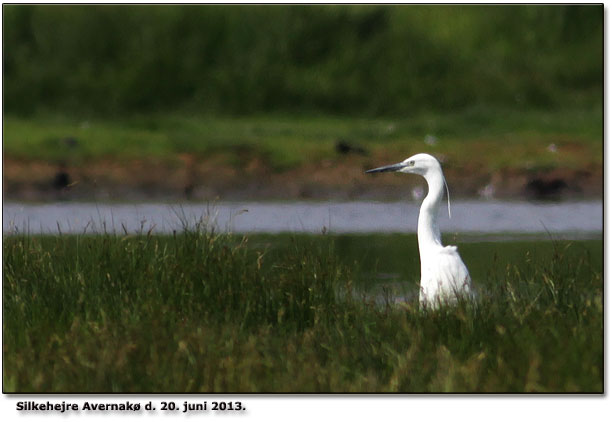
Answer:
3;228;602;392
3;108;602;172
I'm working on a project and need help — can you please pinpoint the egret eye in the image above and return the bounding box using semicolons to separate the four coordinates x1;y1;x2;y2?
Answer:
409;160;415;166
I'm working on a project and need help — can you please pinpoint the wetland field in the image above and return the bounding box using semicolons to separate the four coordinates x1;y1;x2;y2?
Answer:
3;5;603;394
3;228;603;392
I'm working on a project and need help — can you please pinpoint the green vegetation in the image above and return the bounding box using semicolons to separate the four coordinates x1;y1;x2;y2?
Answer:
3;107;602;172
3;230;602;392
4;5;602;116
3;4;603;392
3;5;603;196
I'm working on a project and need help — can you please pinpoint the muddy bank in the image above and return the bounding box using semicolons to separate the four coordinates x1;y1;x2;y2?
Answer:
3;157;602;202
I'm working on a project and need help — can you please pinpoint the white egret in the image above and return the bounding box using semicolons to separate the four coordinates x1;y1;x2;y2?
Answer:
366;153;472;308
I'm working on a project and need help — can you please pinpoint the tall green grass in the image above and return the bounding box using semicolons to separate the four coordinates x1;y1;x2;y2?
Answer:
3;230;602;392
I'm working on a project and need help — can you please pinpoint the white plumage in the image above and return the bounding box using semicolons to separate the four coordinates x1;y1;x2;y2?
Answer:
419;245;471;306
366;153;473;308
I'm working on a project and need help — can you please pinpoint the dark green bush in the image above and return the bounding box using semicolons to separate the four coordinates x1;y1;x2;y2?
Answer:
3;5;603;116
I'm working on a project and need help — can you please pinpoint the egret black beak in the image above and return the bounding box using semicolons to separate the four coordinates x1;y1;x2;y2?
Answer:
365;162;405;174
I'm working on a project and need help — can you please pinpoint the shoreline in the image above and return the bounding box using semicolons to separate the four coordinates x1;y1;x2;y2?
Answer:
3;157;603;202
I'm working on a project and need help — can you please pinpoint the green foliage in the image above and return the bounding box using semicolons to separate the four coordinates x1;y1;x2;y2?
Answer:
3;231;602;392
3;5;602;116
3;108;602;171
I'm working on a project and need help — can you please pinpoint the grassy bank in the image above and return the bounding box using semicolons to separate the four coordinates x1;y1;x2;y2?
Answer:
4;109;602;170
3;231;603;392
3;109;603;201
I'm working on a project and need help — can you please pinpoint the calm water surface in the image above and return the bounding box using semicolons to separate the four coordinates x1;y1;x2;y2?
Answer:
3;200;602;238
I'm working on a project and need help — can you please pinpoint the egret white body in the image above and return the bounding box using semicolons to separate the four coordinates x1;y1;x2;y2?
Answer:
366;153;472;308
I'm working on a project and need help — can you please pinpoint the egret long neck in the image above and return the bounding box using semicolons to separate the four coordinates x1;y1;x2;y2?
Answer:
417;170;445;253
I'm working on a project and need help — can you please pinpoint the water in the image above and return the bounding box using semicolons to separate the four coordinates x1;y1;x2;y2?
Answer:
3;200;602;238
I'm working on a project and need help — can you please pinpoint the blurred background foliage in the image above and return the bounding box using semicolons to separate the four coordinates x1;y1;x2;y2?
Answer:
3;4;603;117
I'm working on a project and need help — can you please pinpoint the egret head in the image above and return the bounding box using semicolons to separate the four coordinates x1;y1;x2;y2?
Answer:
365;153;441;176
365;153;452;218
